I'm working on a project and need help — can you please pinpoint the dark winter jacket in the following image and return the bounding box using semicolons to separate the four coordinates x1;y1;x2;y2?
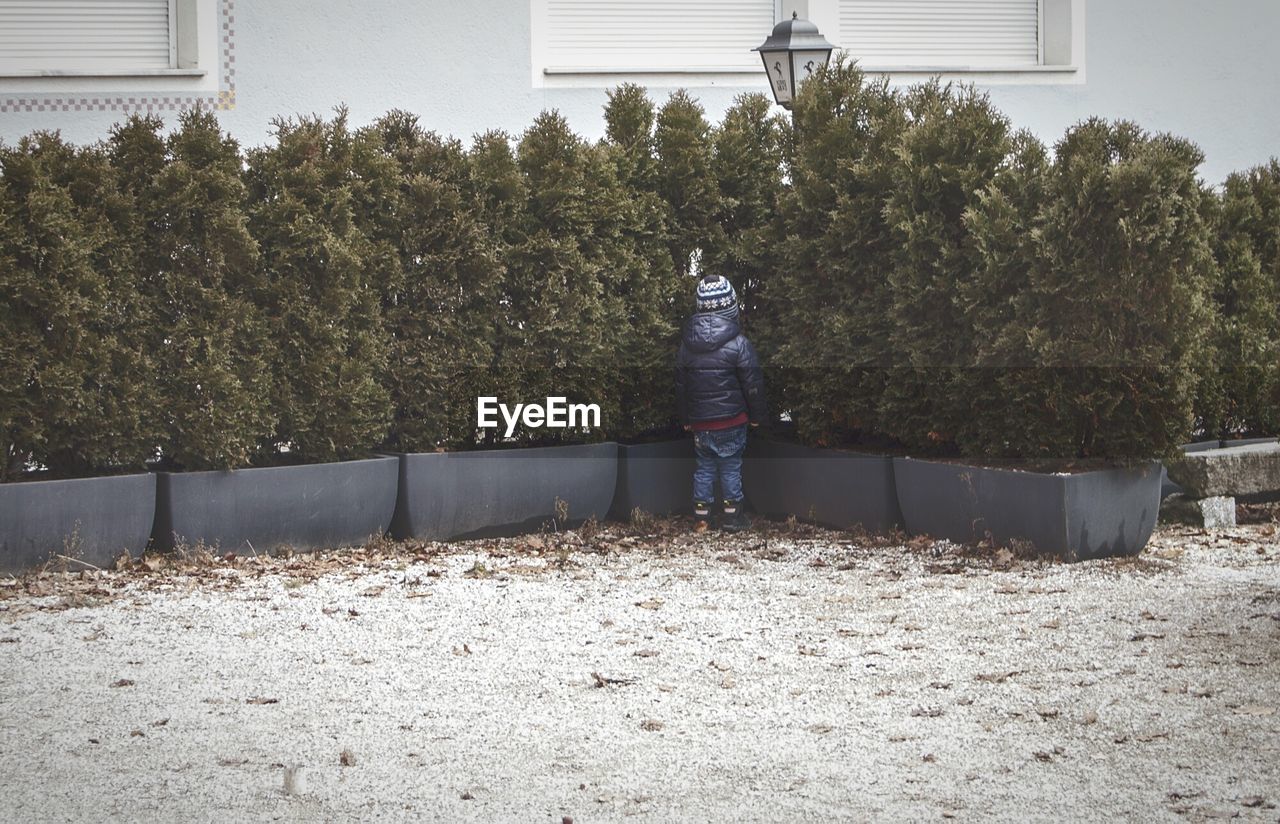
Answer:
675;311;766;425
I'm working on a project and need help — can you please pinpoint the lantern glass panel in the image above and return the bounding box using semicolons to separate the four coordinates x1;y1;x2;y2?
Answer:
792;49;832;86
760;49;794;105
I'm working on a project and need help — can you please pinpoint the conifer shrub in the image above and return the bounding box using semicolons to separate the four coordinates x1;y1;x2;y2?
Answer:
654;90;719;279
601;86;682;439
1197;161;1280;437
879;81;1012;452
353;111;499;451
957;131;1053;457
108;109;273;471
244;108;392;463
771;59;907;444
998;119;1215;460
464;129;528;437
706;92;787;333
0;133;156;479
490;111;630;443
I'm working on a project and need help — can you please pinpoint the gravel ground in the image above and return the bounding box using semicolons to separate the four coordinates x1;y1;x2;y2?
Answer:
1;518;1278;823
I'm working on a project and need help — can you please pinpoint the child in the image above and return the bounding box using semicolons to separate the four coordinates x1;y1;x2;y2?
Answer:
675;275;766;532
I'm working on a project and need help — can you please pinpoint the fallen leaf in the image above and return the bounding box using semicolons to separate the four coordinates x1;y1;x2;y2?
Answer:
591;671;637;688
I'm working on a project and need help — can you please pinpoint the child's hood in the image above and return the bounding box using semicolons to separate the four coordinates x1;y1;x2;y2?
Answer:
682;312;741;353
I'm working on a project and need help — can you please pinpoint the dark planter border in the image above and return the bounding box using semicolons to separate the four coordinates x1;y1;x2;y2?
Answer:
390;442;618;541
894;457;1162;561
0;473;156;573
610;440;695;519
153;456;398;553
743;439;903;533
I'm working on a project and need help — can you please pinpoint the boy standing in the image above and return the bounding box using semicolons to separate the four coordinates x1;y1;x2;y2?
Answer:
675;275;767;532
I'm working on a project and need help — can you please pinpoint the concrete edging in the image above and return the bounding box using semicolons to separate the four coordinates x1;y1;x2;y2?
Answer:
390;442;618;541
153;456;399;554
0;473;156;573
894;457;1162;561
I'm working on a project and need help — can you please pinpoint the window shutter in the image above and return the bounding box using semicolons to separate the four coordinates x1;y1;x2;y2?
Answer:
543;0;775;72
0;0;172;73
838;0;1040;68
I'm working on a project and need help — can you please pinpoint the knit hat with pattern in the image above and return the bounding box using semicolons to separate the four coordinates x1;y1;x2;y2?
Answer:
695;275;738;312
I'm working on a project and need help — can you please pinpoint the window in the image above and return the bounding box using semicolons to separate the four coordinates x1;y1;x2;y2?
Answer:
530;0;1081;86
535;0;775;76
839;0;1040;68
0;0;202;76
0;0;226;114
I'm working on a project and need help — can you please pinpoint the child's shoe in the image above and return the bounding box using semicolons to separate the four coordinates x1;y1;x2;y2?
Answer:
693;500;712;533
720;499;750;533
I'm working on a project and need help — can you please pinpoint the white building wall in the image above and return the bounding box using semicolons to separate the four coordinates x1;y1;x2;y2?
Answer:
0;0;1276;183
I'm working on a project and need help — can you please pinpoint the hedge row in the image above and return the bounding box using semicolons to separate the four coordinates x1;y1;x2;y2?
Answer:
0;92;780;479
767;60;1274;460
2;72;1277;480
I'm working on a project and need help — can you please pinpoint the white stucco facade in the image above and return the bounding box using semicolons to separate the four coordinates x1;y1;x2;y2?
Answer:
0;0;1276;183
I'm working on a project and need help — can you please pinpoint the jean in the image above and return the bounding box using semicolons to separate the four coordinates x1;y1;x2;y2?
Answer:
692;424;747;503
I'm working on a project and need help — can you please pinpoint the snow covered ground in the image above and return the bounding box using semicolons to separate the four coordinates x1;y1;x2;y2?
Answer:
2;517;1278;822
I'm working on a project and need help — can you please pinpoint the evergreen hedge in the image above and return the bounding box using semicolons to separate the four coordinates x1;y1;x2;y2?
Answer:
1025;120;1214;459
0;85;1267;479
109;109;274;471
243;109;392;463
600;87;683;439
1197;161;1280;438
352;111;499;451
771;60;907;445
0;133;157;480
879;80;1012;451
